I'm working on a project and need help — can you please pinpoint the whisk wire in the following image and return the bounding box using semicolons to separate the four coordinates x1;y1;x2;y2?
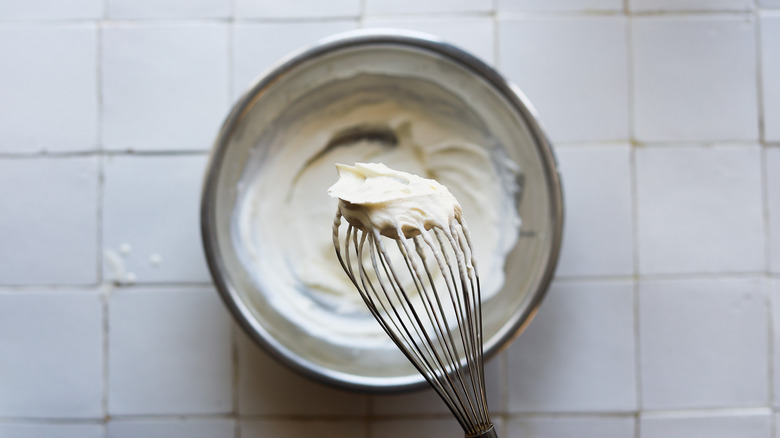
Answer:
417;230;484;425
366;225;461;414
333;210;495;437
371;231;446;386
379;231;478;430
461;223;491;428
449;221;490;427
358;227;434;379
403;233;478;427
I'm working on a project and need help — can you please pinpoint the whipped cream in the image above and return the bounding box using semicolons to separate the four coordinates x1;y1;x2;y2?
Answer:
328;163;461;240
235;82;521;348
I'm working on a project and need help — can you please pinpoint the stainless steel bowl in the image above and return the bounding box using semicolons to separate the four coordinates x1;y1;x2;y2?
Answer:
201;29;563;392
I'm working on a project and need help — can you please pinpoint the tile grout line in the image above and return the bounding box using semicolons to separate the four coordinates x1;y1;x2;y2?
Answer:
632;276;642;438
96;2;110;430
101;285;111;430
756;6;777;436
96;12;105;287
0;150;210;159
756;5;767;145
634;406;775;419
0;9;767;25
766;263;776;438
358;0;366;27
475;272;776;286
630;148;643;438
625;8;639;279
231;326;241;437
492;0;499;69
625;8;644;438
500;350;509;432
495;9;752;19
10;407;778;424
226;0;235;114
360;10;494;20
5;139;772;160
505;406;775;420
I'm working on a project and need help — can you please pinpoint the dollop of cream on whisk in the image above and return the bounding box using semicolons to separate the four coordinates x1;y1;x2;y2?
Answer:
328;163;461;240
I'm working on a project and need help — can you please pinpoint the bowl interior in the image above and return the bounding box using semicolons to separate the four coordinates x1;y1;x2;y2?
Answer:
202;34;562;391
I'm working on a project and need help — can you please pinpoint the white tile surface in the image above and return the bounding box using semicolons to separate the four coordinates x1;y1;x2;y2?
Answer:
232;20;358;97
235;0;360;18
362;17;494;65
770;278;780;406
371;418;462;438
365;0;492;14
108;288;233;415
0;291;103;418
240;420;366;438
102;23;229;151
632;16;758;142
635;145;764;275
554;145;634;277
237;331;367;416
630;0;752;11
639;277;769;409
0;25;97;153
506;280;637;413
640;412;771;438
498;0;623;12
0;0;778;430
107;0;230;19
372;388;451;416
102;154;210;284
508;416;635;438
371;357;502;415
499;17;629;143
0;0;102;20
769;148;780;274
0;157;98;285
484;356;504;413
762;13;780;142
0;423;104;438
108;418;235;438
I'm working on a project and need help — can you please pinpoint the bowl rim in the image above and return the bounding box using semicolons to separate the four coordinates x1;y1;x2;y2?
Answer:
200;28;564;392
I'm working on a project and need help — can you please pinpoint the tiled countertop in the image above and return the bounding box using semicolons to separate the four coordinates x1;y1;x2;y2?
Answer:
1;0;780;437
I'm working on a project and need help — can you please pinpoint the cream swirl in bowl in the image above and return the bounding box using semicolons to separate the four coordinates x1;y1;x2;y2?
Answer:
236;91;521;348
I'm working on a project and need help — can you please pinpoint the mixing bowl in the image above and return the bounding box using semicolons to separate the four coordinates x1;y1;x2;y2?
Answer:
201;29;563;392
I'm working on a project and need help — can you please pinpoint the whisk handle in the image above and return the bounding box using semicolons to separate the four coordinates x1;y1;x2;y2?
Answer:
469;426;498;438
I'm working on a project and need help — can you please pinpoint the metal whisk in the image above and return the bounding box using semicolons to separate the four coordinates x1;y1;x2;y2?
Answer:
333;208;498;438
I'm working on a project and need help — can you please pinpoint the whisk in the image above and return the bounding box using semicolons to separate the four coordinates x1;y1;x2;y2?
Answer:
332;198;498;438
